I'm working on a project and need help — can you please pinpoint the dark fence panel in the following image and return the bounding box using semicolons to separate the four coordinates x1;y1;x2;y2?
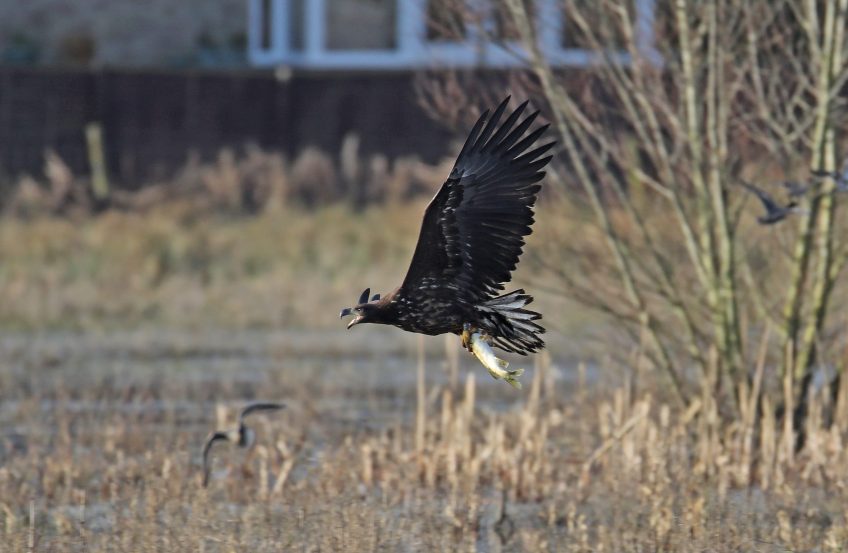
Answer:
0;67;454;186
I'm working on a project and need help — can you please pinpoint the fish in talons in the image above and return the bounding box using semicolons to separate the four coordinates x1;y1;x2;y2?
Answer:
462;323;524;389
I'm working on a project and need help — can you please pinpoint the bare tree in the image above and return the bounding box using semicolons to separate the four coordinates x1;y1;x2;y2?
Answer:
419;0;848;421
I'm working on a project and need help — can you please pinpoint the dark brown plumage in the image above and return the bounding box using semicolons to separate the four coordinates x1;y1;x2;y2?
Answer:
340;97;553;355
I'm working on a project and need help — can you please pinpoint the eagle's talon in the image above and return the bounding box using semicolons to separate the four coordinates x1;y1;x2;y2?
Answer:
460;323;477;351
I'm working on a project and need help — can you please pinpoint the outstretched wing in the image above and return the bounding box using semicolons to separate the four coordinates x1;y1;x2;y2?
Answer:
400;97;553;304
201;431;228;487
813;167;848;185
741;181;781;212
239;402;286;422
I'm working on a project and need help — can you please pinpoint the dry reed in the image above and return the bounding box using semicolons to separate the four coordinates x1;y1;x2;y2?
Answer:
0;329;846;551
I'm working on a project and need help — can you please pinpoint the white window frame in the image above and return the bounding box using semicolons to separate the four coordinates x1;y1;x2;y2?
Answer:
247;0;657;69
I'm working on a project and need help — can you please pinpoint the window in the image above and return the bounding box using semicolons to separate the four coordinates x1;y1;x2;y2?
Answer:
246;0;656;68
326;0;397;50
426;0;468;41
260;0;273;50
562;1;636;50
290;0;305;51
492;0;534;42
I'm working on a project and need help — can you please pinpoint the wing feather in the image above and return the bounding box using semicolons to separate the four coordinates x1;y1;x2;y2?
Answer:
484;100;528;151
400;98;553;304
473;98;510;151
498;113;542;153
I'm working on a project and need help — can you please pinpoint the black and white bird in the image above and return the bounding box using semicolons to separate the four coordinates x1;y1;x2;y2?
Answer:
811;161;848;192
741;181;807;225
340;97;553;388
201;402;286;487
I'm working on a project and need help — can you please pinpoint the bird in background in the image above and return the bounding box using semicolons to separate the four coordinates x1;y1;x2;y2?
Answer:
201;402;286;487
811;160;848;192
740;180;808;225
780;180;810;198
340;97;554;389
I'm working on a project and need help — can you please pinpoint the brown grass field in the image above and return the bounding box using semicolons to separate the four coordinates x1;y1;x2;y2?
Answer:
2;324;847;551
1;195;847;551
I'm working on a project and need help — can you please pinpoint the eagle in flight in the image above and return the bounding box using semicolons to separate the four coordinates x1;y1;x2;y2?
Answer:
340;97;553;388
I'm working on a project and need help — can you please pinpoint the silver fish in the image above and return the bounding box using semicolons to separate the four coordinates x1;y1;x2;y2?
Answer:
463;327;524;389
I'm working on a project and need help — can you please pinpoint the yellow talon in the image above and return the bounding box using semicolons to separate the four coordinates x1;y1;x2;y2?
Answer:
461;327;472;351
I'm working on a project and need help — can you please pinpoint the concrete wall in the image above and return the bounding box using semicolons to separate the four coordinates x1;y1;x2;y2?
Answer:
0;0;246;66
0;0;402;67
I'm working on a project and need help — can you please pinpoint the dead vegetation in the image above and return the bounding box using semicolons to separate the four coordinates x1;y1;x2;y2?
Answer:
0;332;846;551
0;147;577;332
1;151;847;549
1;138;453;218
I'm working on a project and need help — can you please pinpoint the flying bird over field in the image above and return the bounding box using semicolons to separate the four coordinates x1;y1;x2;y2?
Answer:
741;181;807;225
340;97;553;388
201;402;285;487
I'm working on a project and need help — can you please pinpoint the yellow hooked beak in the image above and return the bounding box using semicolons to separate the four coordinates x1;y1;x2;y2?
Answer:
347;316;362;329
340;307;362;329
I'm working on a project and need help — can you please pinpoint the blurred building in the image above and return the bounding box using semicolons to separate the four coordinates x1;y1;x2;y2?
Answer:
0;0;657;186
0;0;656;70
248;0;656;69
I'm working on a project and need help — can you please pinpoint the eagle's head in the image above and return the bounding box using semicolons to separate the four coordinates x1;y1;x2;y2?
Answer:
339;288;382;329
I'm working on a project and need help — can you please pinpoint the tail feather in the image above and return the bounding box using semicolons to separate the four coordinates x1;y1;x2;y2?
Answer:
476;290;545;355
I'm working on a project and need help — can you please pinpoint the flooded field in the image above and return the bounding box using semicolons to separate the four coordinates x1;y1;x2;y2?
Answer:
1;328;845;551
